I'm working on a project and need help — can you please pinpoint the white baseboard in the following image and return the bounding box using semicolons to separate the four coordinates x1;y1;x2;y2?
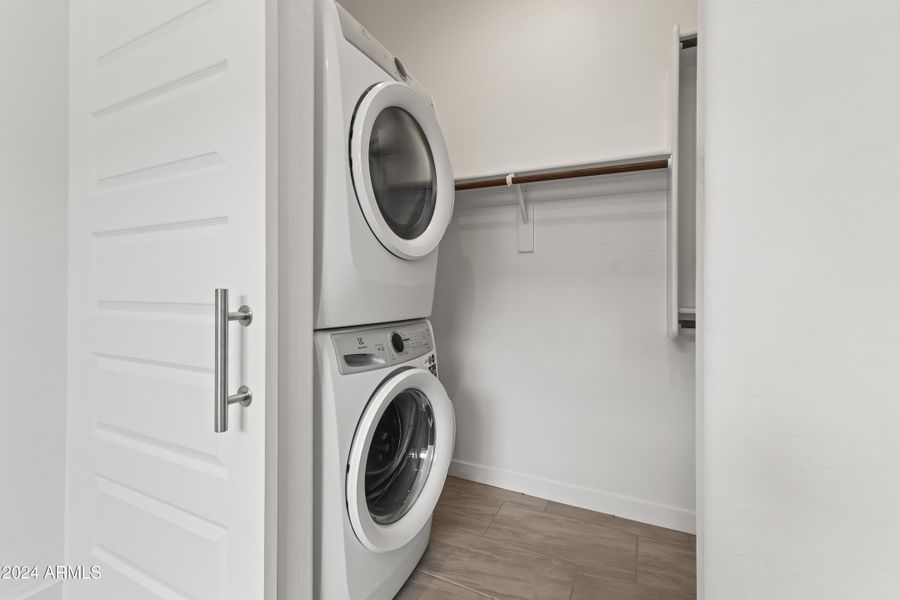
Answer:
449;459;696;534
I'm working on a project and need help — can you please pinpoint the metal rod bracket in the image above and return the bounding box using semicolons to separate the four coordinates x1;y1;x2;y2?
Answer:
515;184;529;224
228;385;253;407
229;305;253;326
506;173;534;253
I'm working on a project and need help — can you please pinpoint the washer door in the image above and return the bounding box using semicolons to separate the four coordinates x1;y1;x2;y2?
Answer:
350;82;454;260
347;368;455;553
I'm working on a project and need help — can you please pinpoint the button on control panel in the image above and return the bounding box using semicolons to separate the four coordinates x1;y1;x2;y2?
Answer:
332;320;434;374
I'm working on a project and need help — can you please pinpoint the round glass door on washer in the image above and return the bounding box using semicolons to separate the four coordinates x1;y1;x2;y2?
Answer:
350;81;454;260
347;368;455;553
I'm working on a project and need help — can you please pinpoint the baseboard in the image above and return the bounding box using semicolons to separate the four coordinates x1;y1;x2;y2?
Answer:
449;459;696;534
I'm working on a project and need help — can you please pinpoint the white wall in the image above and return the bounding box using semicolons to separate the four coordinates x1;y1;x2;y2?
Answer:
341;0;696;179
0;2;68;599
702;1;900;597
434;175;696;532
344;0;698;532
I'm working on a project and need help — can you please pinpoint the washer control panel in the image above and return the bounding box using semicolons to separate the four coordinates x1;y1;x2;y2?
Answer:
386;322;432;363
332;320;435;375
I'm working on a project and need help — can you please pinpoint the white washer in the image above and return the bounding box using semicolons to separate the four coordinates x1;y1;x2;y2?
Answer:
315;0;455;329
315;319;455;599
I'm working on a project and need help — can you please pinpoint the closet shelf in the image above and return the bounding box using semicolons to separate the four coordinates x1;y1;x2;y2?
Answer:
455;156;670;191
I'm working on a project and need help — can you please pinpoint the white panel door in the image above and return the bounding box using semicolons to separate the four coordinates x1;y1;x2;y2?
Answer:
67;1;270;598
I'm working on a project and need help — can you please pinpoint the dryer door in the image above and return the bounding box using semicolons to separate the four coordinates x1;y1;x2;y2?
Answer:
347;368;455;553
350;82;454;260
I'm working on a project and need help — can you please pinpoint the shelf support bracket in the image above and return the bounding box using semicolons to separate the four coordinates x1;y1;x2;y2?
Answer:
508;174;534;253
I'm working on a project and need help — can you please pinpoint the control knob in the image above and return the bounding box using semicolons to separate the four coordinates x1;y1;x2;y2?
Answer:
390;332;404;353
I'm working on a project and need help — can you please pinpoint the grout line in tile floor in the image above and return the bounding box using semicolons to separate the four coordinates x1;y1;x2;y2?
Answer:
635;535;641;582
419;569;496;599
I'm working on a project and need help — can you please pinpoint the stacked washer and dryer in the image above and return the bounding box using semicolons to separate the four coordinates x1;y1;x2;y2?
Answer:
313;1;457;598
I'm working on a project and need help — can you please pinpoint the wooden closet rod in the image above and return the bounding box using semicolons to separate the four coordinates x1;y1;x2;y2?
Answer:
455;158;669;191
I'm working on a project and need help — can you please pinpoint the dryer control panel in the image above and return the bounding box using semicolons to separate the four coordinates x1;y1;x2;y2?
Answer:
335;3;435;106
332;320;435;375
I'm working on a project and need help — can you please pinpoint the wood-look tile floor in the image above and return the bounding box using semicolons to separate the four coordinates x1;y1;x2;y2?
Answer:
396;477;696;600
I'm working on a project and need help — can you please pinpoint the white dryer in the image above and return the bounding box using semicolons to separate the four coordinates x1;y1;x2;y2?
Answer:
315;319;455;599
315;0;455;329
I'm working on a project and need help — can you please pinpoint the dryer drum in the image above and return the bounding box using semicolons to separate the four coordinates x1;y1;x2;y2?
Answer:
364;389;436;524
367;106;437;241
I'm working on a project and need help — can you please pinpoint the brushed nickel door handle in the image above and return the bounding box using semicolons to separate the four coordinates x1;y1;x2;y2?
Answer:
214;288;252;433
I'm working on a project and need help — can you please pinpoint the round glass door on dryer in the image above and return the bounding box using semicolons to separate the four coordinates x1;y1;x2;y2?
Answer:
346;368;455;553
350;81;455;260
